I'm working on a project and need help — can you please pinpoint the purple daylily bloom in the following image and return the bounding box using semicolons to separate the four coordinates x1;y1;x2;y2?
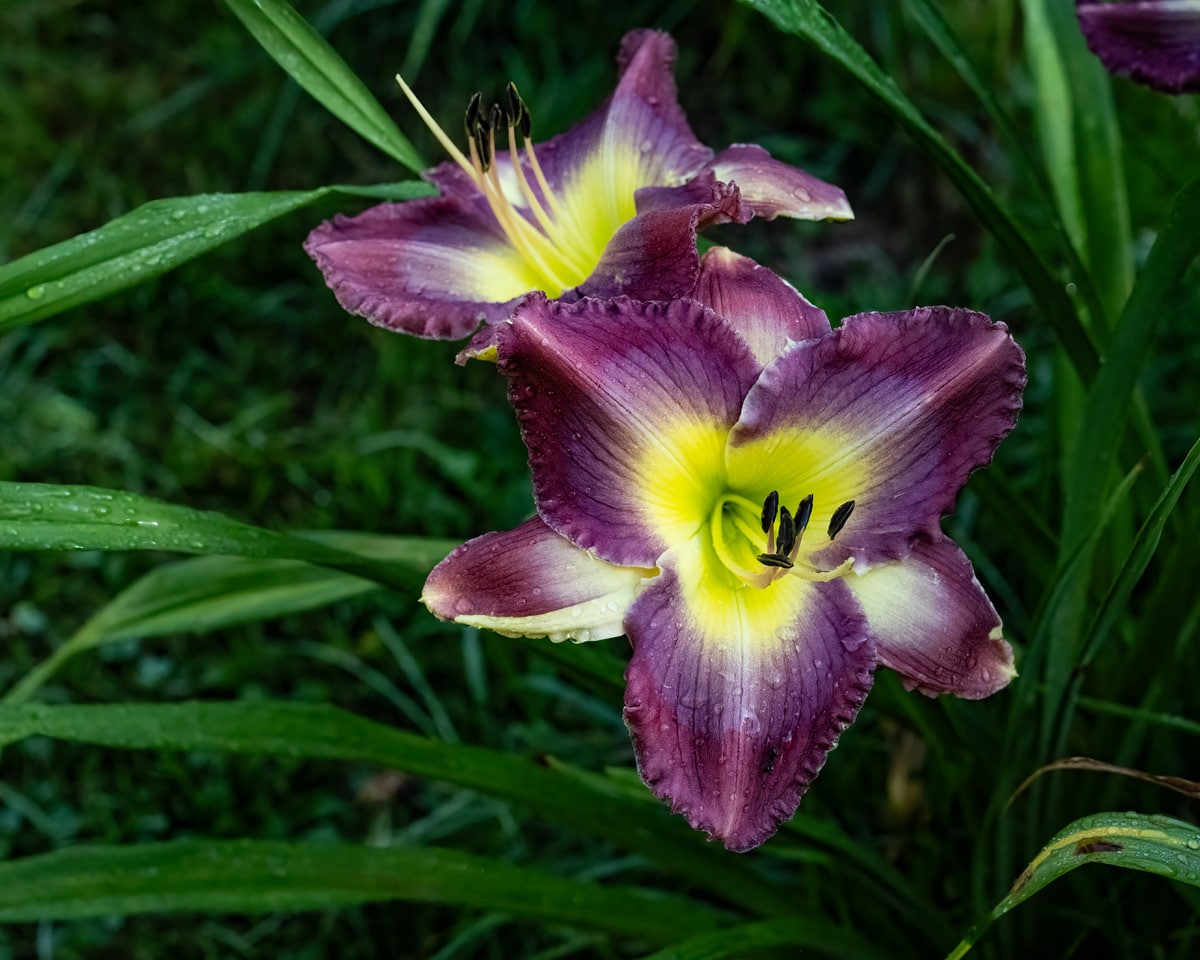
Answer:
423;249;1026;851
1077;1;1200;93
305;30;852;361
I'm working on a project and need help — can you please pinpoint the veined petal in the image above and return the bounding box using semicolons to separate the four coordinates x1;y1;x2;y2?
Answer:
623;543;875;851
521;30;714;200
1077;1;1200;94
728;307;1026;567
421;517;652;643
691;247;831;366
580;179;744;302
846;537;1016;698
304;197;534;340
707;144;854;221
498;295;760;568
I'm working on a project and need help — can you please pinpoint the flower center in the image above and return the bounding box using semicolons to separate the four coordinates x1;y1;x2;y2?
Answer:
397;76;629;298
709;488;856;590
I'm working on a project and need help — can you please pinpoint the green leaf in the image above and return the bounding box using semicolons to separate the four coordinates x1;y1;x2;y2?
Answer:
0;481;432;592
902;0;1106;329
1081;432;1200;667
740;0;1099;382
0;701;793;917
224;0;425;171
0;839;725;942
1063;177;1200;553
638;918;891;960
0;184;433;331
945;812;1200;959
2;534;456;705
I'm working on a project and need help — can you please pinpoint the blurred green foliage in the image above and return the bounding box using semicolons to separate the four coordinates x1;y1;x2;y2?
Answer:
2;0;1199;957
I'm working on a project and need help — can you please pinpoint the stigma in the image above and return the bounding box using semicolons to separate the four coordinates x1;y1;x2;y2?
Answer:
395;76;597;297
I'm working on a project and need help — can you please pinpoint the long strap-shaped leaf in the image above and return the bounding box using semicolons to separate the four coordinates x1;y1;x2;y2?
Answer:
0;184;432;332
0;838;725;942
0;701;794;917
740;0;1098;381
2;534;458;705
0;481;428;592
945;812;1200;959
1062;177;1200;555
224;0;425;172
637;918;892;960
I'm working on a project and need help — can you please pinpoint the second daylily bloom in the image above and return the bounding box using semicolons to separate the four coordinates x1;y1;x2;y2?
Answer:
423;250;1026;851
1076;1;1200;93
305;30;852;361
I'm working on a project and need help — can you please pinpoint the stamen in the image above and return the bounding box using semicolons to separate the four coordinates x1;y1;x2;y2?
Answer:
760;490;779;535
827;500;856;540
396;73;478;184
505;81;531;139
776;506;796;557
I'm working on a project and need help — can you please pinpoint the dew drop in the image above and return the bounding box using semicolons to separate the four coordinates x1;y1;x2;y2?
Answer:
25;285;46;300
792;187;812;203
1187;837;1200;851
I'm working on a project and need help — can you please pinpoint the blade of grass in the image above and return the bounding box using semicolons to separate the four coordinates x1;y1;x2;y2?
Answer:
740;0;1098;382
0;839;726;942
902;0;1106;329
1062;177;1200;555
945;812;1200;959
1;534;455;705
1080;432;1200;668
223;0;425;171
0;701;794;917
0;184;432;331
637;918;891;960
1075;698;1200;739
0;481;434;592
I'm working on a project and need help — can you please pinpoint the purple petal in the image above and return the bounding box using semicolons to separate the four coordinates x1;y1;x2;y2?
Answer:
422;516;651;642
690;247;831;365
498;295;760;568
624;552;875;851
728;307;1026;568
580;178;744;302
1077;1;1200;93
846;537;1016;698
706;144;854;221
304;197;528;340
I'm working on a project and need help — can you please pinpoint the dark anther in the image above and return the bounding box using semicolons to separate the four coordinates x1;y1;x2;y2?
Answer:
756;553;794;569
760;490;780;534
505;81;530;137
794;493;814;539
465;92;493;171
776;506;796;557
463;93;482;142
827;500;856;540
487;102;503;136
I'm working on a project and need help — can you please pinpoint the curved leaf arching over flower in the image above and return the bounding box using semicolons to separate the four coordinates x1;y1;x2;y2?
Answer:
423;251;1026;851
305;30;852;362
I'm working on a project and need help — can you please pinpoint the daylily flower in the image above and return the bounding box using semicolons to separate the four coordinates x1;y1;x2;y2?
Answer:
1076;1;1200;93
423;249;1026;851
305;30;852;361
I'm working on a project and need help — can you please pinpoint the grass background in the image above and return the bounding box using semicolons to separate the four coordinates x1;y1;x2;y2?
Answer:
2;0;1199;957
